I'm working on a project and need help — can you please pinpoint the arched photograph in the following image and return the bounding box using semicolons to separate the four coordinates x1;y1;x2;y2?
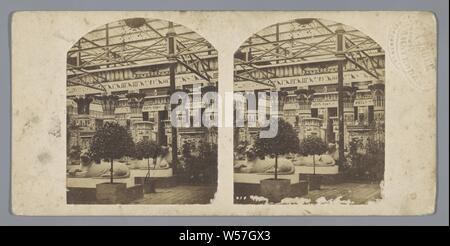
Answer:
66;18;219;204
233;18;385;204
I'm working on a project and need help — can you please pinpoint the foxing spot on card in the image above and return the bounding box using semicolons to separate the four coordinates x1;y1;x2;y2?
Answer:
11;11;436;216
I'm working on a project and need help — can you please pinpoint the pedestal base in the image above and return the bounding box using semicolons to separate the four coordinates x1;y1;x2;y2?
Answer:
260;179;291;203
96;183;128;204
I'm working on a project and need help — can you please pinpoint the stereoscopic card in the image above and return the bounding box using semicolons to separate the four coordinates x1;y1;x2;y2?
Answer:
11;11;436;215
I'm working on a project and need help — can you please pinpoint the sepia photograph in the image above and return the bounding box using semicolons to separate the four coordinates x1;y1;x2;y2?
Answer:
10;11;438;216
65;17;219;204
233;18;385;204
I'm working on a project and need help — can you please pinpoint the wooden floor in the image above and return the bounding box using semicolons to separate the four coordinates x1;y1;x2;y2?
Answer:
133;185;217;204
304;182;381;204
235;182;381;205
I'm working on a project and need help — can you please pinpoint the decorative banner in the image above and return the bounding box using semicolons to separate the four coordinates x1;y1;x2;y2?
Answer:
234;70;384;91
67;72;217;96
89;103;103;112
311;100;338;108
354;98;374;107
114;107;130;114
283;103;299;110
142;104;167;112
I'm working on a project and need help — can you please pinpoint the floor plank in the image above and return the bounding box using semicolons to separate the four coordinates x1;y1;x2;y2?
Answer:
234;182;382;205
133;185;217;204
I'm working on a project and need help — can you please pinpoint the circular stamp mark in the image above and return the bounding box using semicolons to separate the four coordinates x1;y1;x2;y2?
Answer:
388;15;436;91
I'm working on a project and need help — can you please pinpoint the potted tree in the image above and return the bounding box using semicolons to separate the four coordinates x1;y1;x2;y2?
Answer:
299;136;328;190
196;141;218;185
254;119;300;203
134;139;160;193
89;122;135;204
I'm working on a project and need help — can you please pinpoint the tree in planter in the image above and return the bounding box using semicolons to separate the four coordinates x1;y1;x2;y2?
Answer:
89;122;135;184
182;141;218;185
182;142;193;160
299;136;328;175
254;119;299;180
197;142;218;185
180;142;194;183
365;139;385;181
123;131;136;163
347;139;385;182
134;139;160;193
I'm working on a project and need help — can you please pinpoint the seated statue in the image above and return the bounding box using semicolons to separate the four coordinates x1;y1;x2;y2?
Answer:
67;151;130;178
234;157;295;174
293;154;335;166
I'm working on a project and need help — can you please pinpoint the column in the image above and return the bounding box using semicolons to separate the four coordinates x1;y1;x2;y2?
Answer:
127;91;145;141
167;21;178;166
202;85;218;145
295;89;314;141
127;91;145;120
271;89;287;119
73;96;93;115
369;82;385;143
71;96;93;150
98;94;118;124
343;86;357;146
335;24;346;168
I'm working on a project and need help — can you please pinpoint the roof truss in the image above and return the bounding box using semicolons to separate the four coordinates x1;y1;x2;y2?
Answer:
234;18;384;88
67;18;217;91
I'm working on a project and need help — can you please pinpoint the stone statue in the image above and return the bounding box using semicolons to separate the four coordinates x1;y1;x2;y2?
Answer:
235;157;295;174
234;144;295;174
293;154;336;166
129;146;172;170
67;150;130;178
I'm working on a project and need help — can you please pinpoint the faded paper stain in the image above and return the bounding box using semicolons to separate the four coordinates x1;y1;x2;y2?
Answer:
48;114;61;138
11;11;436;216
37;152;52;164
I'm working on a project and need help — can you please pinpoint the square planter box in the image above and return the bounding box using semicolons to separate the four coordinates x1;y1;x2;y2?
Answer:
260;178;291;203
134;177;156;193
96;182;128;204
308;175;322;190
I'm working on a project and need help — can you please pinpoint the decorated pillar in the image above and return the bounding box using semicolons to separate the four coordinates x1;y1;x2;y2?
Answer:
343;86;357;114
167;21;178;167
71;96;95;150
127;91;145;120
295;89;315;119
369;82;385;143
335;24;346;167
342;86;357;146
242;90;255;144
369;82;385;123
98;94;119;124
201;85;218;145
271;89;288;119
295;88;315;141
127;91;146;141
73;96;93;115
167;88;190;150
70;96;94;151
